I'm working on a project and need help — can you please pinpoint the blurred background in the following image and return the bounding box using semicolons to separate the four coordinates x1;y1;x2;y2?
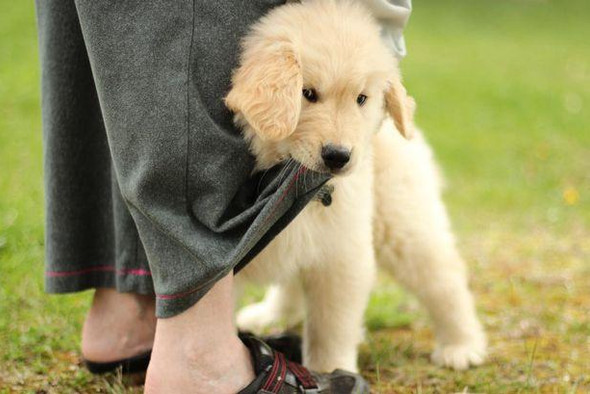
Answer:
0;0;588;392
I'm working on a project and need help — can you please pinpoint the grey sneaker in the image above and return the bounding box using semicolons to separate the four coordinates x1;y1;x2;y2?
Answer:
238;334;370;394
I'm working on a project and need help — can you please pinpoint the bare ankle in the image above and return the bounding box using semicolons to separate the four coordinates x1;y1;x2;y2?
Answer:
145;331;254;394
144;274;255;394
82;288;156;362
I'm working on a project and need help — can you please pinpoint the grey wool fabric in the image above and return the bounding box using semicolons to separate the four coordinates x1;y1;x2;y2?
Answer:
37;0;331;318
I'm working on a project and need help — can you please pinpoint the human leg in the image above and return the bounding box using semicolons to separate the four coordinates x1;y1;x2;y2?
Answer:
36;0;158;369
82;289;156;363
144;273;255;394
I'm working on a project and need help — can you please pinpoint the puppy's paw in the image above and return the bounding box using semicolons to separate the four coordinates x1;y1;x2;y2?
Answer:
236;302;279;333
431;338;487;371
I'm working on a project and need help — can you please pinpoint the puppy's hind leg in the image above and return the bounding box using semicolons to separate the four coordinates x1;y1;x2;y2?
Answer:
373;129;486;370
376;223;487;370
236;278;305;334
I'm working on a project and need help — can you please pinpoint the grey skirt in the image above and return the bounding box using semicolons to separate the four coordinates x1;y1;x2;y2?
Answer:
37;0;330;318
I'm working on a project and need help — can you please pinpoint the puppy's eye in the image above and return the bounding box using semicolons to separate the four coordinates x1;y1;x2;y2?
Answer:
357;94;368;106
303;88;318;103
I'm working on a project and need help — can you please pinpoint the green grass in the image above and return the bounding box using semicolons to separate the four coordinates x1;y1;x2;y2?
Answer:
1;0;588;392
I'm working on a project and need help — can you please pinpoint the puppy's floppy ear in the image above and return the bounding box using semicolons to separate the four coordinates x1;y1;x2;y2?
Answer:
384;77;416;139
225;40;303;141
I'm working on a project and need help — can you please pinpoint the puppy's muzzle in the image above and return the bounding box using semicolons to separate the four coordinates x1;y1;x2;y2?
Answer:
321;144;351;173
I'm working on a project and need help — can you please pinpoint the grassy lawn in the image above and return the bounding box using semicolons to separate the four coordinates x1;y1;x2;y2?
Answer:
1;0;588;392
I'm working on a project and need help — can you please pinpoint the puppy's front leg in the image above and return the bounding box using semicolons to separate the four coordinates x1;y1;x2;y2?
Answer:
301;250;376;372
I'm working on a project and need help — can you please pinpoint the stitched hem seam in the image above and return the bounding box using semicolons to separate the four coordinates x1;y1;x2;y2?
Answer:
46;266;151;277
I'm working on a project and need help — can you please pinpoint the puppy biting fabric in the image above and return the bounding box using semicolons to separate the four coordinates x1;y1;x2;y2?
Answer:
38;0;328;319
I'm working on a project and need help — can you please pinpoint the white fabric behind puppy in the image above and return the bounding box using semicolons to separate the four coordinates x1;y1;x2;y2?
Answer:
290;0;412;58
354;0;412;58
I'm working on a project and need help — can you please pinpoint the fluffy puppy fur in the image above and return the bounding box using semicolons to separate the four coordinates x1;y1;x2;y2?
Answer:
226;0;487;373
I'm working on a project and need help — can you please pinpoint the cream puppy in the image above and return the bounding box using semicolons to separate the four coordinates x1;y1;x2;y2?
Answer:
226;0;486;373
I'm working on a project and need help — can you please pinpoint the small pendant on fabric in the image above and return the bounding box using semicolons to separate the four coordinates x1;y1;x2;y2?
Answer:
315;184;335;207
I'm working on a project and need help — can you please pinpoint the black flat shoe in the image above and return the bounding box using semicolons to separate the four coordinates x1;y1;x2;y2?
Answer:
238;333;369;394
84;349;152;375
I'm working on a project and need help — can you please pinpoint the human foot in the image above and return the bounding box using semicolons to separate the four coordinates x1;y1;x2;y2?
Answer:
144;275;255;394
82;288;156;364
144;331;255;394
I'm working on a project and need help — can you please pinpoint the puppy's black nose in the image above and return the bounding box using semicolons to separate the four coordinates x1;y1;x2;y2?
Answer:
321;144;351;170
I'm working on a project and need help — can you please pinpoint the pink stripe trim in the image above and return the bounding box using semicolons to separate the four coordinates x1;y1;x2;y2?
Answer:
119;268;152;276
157;167;307;301
157;289;197;300
46;266;152;277
46;265;114;277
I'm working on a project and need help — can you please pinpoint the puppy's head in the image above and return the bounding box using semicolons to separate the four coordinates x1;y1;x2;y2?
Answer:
226;0;415;174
